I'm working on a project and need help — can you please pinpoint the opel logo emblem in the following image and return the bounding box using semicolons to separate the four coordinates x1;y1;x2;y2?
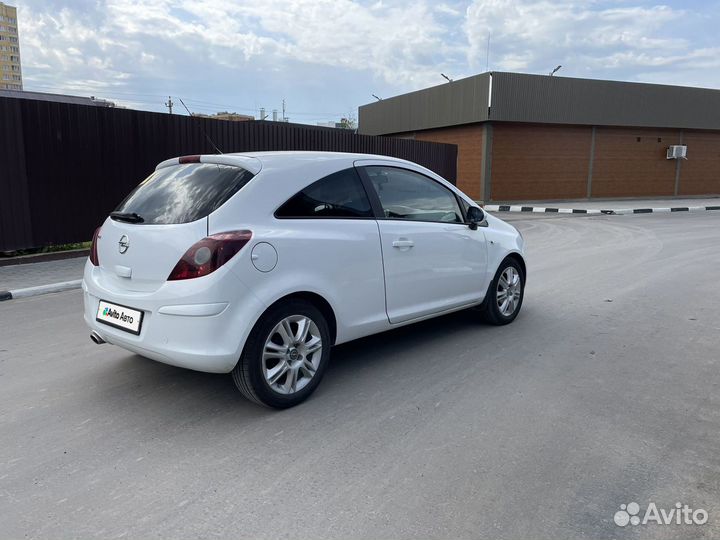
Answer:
118;235;130;254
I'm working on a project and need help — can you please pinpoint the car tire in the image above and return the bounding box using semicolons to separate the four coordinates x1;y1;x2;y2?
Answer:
480;257;525;325
232;299;331;409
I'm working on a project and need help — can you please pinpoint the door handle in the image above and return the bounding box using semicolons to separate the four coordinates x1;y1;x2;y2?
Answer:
392;239;414;248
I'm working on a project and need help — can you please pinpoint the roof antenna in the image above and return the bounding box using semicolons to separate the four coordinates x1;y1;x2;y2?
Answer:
177;97;224;154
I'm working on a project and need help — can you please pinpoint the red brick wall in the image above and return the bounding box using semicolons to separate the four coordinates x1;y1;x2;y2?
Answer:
591;128;680;198
396;125;484;199
490;124;591;201
679;131;720;195
394;123;720;201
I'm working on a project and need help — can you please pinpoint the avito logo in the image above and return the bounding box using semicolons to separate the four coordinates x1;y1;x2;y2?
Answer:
102;307;134;324
614;502;708;527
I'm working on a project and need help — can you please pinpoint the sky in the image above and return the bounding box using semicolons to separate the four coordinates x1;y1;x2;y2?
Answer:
15;0;720;125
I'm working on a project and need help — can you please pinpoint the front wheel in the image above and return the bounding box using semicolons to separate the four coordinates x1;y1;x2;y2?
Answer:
480;258;525;325
232;300;331;408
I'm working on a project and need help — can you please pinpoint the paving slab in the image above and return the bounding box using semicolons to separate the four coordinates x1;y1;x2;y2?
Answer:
0;256;86;292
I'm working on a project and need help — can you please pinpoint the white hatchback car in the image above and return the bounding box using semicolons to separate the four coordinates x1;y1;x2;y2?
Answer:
83;152;526;408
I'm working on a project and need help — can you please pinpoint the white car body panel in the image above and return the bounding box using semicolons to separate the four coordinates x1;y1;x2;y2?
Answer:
376;219;487;323
96;218;206;292
83;151;525;374
83;256;266;373
226;219;388;345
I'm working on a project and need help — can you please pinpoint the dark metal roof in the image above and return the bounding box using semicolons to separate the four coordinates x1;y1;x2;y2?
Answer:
359;72;720;135
359;74;490;135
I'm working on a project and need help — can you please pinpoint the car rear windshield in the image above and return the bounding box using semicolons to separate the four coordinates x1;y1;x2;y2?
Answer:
113;163;255;225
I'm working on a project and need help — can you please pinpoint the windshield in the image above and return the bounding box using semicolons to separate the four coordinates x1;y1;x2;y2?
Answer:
113;163;254;225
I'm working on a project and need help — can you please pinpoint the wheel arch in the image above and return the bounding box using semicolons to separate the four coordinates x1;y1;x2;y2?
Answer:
505;252;527;282
264;291;338;345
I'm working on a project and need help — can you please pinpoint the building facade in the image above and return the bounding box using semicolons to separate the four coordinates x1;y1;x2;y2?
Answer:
359;72;720;201
0;3;21;91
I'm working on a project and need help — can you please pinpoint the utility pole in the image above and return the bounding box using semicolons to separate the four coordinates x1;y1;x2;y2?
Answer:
282;99;286;121
165;96;174;114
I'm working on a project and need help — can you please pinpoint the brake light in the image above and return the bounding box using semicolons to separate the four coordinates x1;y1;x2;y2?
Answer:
167;230;253;281
179;155;201;164
90;227;102;266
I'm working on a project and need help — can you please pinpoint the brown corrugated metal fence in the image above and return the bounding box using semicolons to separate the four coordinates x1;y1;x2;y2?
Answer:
0;96;457;251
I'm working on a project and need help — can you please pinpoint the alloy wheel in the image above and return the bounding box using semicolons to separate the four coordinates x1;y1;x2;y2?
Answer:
262;315;323;395
496;266;522;317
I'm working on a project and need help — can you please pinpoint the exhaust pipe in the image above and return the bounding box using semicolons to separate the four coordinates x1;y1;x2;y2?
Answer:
90;331;106;345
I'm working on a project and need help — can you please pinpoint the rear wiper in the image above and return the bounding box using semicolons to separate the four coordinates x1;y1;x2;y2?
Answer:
110;211;145;223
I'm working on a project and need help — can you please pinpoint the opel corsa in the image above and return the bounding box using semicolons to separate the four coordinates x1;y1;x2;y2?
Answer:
83;152;526;408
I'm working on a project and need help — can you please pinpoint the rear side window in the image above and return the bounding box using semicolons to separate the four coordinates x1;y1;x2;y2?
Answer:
114;163;254;224
275;168;373;218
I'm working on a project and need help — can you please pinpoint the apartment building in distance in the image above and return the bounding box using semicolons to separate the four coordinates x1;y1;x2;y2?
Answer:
0;2;21;91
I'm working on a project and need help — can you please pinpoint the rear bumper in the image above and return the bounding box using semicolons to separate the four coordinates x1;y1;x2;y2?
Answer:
82;261;266;373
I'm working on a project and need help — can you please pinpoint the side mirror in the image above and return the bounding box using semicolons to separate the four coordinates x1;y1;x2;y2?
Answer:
467;206;487;229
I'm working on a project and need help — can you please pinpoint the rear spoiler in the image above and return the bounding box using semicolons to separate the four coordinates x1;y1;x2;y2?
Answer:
156;155;262;175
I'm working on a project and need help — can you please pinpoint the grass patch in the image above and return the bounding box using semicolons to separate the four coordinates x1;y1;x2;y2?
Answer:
1;241;91;258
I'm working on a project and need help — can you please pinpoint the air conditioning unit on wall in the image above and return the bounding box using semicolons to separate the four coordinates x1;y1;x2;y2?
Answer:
667;145;688;160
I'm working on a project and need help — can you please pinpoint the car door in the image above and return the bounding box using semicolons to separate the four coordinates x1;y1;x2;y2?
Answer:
358;165;488;324
270;166;388;342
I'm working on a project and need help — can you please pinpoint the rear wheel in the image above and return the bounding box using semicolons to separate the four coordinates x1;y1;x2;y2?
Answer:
232;300;331;408
480;257;525;325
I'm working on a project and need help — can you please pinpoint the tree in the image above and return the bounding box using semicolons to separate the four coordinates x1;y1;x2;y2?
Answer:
338;114;357;130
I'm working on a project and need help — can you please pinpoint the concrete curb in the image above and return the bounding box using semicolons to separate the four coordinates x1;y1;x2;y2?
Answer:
0;279;82;302
483;204;720;216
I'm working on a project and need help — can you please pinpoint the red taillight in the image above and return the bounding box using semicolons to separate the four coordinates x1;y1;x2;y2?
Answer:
167;230;253;281
179;155;201;164
90;227;102;266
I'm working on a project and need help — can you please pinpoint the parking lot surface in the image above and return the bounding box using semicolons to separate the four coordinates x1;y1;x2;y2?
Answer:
1;212;719;539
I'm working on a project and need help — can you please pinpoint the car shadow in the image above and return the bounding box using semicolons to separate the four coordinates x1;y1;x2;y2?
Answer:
331;308;484;367
91;353;270;422
90;305;532;427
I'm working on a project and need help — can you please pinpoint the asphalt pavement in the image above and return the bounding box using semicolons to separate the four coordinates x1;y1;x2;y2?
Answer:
1;212;719;539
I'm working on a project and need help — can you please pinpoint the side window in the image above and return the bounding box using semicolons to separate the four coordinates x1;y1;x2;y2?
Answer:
275;168;373;218
364;166;463;223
